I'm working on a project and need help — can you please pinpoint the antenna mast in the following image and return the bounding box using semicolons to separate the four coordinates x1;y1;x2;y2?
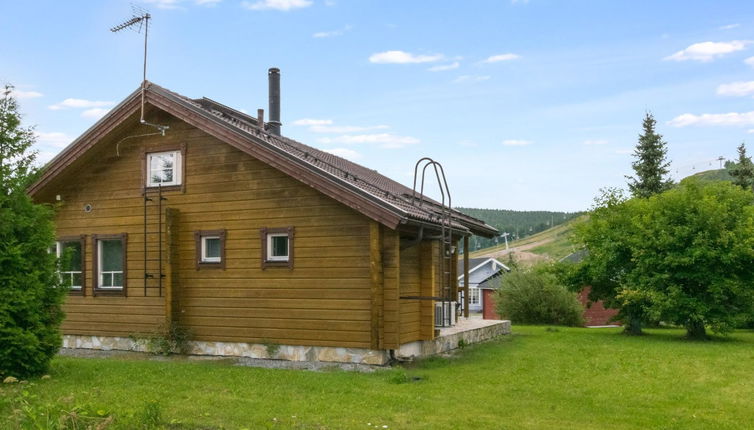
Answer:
111;5;168;135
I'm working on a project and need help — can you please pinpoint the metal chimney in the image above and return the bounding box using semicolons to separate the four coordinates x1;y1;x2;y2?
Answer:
268;68;281;136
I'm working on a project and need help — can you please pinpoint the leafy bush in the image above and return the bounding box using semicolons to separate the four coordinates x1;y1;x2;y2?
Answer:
131;320;192;355
0;85;67;379
495;268;584;326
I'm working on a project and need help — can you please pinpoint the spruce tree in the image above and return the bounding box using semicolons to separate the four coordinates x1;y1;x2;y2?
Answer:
728;142;754;190
626;113;673;198
0;85;67;378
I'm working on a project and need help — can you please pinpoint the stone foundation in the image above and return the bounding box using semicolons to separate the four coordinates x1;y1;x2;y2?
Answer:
62;320;511;365
62;335;389;365
397;319;511;359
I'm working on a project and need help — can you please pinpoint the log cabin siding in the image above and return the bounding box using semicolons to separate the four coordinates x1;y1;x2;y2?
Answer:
51;112;375;348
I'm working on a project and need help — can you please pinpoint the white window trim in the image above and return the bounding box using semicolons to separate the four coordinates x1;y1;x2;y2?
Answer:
56;241;83;290
267;233;289;262
201;236;222;263
98;240;123;290
146;150;182;187
469;287;481;306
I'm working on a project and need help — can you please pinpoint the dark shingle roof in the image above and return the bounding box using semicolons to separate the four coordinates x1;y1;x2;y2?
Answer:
152;85;498;236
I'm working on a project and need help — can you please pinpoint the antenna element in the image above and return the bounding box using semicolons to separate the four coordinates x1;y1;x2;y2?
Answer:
110;6;168;135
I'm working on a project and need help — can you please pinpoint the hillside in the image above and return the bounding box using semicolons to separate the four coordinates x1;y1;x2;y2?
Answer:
682;168;733;184
457;208;583;251
470;215;586;265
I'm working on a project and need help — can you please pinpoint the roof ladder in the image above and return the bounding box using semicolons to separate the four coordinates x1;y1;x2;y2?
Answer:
411;158;455;327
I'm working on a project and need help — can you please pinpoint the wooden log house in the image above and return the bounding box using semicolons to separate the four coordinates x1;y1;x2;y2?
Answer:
28;73;498;364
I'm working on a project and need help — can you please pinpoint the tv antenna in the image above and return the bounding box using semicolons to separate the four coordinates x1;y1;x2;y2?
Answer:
110;5;168;136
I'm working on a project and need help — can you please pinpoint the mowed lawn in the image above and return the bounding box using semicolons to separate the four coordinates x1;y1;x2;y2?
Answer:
2;326;754;429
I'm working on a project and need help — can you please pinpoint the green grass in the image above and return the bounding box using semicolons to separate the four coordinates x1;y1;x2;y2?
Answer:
3;326;754;429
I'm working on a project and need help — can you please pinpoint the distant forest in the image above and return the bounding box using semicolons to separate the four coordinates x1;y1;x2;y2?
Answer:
456;208;584;251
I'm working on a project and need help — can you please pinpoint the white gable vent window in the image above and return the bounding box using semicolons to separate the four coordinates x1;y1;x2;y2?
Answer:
147;150;182;187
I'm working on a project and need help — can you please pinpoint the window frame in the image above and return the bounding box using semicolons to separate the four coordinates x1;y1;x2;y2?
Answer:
195;229;226;270
142;143;187;193
260;227;294;269
469;287;481;306
92;233;128;297
56;235;86;296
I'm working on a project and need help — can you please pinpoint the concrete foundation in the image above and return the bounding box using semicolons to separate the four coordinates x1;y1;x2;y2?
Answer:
61;319;511;365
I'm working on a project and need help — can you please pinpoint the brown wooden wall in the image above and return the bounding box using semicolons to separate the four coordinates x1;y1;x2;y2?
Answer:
43;110;445;350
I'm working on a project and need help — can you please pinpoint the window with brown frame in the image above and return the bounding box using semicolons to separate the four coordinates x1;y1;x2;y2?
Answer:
260;227;294;269
56;235;86;295
195;229;226;270
142;143;187;193
92;233;128;296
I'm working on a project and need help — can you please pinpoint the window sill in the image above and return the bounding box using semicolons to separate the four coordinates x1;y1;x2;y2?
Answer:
196;262;224;270
262;260;291;269
93;288;126;297
145;185;183;193
68;288;85;296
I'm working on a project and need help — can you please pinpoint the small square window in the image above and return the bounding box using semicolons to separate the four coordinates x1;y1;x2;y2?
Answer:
147;151;182;187
195;230;226;269
260;227;294;269
202;236;221;263
268;234;289;261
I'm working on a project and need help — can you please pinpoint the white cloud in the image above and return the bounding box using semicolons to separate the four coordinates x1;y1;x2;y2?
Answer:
428;62;460;72
82;108;111;119
35;132;71;148
668;111;754;127
369;50;444;64
664;40;752;62
502;139;533;146
6;88;43;99
748;129;754;134
745;56;754;67
483;53;520;63
324;0;336;5
583;139;608;145
511;0;529;3
313;24;352;38
310;124;389;133
720;23;740;30
453;75;490;83
615;148;633;155
322;148;361;160
293;118;333;126
241;0;312;11
317;133;420;149
49;98;114;110
717;81;754;97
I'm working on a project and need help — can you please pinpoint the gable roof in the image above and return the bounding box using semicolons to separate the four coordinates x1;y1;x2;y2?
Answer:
29;82;498;238
456;257;510;281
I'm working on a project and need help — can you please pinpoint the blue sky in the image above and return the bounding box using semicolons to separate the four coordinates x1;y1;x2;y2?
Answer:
2;0;753;211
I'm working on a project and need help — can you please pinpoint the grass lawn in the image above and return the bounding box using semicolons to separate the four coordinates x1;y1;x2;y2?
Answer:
2;326;754;429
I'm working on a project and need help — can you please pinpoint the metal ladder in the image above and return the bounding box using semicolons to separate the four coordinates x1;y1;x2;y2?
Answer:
143;184;167;297
412;158;454;326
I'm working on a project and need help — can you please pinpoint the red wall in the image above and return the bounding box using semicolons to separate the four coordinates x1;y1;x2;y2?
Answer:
578;286;619;326
482;289;501;320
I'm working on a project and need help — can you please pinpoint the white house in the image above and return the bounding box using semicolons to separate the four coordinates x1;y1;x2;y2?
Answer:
457;257;510;313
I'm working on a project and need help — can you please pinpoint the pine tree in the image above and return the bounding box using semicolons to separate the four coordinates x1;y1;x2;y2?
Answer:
626;113;673;198
0;85;67;378
728;142;754;190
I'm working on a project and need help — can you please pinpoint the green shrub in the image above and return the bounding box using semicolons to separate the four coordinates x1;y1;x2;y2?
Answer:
0;85;67;379
131;320;192;356
495;268;584;326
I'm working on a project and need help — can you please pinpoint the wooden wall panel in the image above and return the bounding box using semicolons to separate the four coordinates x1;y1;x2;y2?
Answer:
399;243;421;344
50;112;374;348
